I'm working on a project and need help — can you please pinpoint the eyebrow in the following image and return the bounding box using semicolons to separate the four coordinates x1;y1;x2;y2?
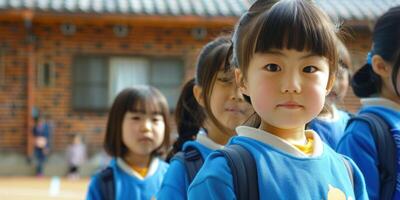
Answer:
264;50;319;60
129;110;163;115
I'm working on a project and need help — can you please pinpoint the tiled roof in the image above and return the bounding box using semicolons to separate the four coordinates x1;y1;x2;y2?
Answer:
0;0;399;21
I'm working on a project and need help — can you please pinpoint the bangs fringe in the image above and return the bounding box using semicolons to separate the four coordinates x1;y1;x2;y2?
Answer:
254;0;337;60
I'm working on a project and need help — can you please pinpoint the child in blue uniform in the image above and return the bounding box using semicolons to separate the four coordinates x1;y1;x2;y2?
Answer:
188;0;368;199
157;36;253;200
86;86;171;200
307;40;353;149
337;6;400;200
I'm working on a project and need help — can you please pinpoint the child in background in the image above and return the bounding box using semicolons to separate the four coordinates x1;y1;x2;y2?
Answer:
307;40;353;149
32;114;52;177
337;6;400;200
188;0;367;199
86;86;171;200
157;36;253;200
66;134;87;180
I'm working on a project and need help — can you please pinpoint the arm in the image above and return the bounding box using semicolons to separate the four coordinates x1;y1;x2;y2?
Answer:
187;153;236;200
337;121;380;200
86;175;103;200
157;160;188;200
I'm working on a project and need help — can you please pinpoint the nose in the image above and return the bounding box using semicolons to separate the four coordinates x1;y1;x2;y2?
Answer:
231;81;244;102
141;119;152;132
281;72;301;94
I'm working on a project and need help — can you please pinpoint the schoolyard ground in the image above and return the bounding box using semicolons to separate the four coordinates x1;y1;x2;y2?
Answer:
0;176;89;200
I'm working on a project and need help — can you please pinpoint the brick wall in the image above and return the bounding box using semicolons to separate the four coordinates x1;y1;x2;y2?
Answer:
0;18;373;154
0;18;233;154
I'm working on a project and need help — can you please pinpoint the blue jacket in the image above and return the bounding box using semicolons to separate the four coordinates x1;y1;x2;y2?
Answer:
337;98;400;200
157;142;212;200
157;132;223;200
308;107;351;149
87;157;168;200
188;126;368;200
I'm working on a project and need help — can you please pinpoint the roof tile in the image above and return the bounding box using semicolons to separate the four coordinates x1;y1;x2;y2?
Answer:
1;0;400;21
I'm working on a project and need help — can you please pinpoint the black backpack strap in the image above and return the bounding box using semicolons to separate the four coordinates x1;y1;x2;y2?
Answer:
98;167;115;200
171;146;204;184
347;112;396;199
219;144;259;200
341;157;354;188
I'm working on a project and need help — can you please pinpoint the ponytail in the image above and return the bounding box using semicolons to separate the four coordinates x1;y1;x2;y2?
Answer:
166;79;205;160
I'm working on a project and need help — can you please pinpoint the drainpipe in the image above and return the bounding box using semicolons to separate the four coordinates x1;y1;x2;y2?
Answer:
24;11;35;158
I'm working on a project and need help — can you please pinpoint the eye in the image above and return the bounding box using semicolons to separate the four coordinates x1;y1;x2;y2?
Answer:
217;77;233;84
303;65;318;73
131;116;141;121
264;64;281;72
152;115;163;122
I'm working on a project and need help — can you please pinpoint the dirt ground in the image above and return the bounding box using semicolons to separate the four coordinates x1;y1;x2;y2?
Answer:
0;176;90;200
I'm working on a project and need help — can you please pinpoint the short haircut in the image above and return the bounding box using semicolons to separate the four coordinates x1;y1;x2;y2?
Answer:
103;86;170;158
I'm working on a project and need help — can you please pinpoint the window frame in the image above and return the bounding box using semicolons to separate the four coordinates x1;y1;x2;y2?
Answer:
71;54;184;112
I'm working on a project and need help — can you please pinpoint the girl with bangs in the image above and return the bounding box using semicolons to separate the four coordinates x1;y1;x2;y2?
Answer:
157;36;253;200
337;6;400;200
87;86;170;200
188;0;367;199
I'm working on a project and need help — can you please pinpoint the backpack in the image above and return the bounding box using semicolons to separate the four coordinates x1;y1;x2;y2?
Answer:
172;146;204;184
346;112;396;199
173;145;259;200
98;167;115;200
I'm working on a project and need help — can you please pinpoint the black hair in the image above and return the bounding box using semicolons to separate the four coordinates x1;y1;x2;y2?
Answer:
351;6;400;97
166;79;202;160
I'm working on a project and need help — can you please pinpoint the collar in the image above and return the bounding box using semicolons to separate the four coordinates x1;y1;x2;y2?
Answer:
361;97;400;111
116;157;159;180
235;126;324;158
195;129;224;150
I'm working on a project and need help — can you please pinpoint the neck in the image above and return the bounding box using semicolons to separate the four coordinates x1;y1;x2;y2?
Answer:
380;86;400;106
203;120;232;145
318;104;334;119
123;153;151;168
259;122;307;145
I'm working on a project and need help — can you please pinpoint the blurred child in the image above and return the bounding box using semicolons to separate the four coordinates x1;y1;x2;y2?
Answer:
32;114;52;176
66;134;87;180
307;40;353;148
157;36;253;200
337;6;400;200
86;86;171;200
188;0;367;199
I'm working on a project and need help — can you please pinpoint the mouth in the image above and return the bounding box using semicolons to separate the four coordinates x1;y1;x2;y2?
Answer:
277;101;303;109
225;107;244;114
138;137;153;143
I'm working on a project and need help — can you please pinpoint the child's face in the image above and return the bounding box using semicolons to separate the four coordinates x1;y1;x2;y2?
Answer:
209;69;253;132
122;111;165;157
237;49;330;133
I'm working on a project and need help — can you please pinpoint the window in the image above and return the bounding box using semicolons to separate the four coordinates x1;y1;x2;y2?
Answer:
72;56;184;111
37;62;55;87
72;56;109;111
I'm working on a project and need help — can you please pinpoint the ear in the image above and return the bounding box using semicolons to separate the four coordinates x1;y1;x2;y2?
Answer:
372;55;391;78
325;75;336;96
234;68;249;96
193;85;205;108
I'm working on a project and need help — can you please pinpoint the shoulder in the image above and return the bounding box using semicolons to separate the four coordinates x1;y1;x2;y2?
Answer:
190;151;232;185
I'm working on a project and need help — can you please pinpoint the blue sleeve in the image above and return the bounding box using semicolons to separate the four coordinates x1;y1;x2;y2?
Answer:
86;175;103;200
157;159;188;200
337;120;380;200
187;152;236;200
343;156;369;200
